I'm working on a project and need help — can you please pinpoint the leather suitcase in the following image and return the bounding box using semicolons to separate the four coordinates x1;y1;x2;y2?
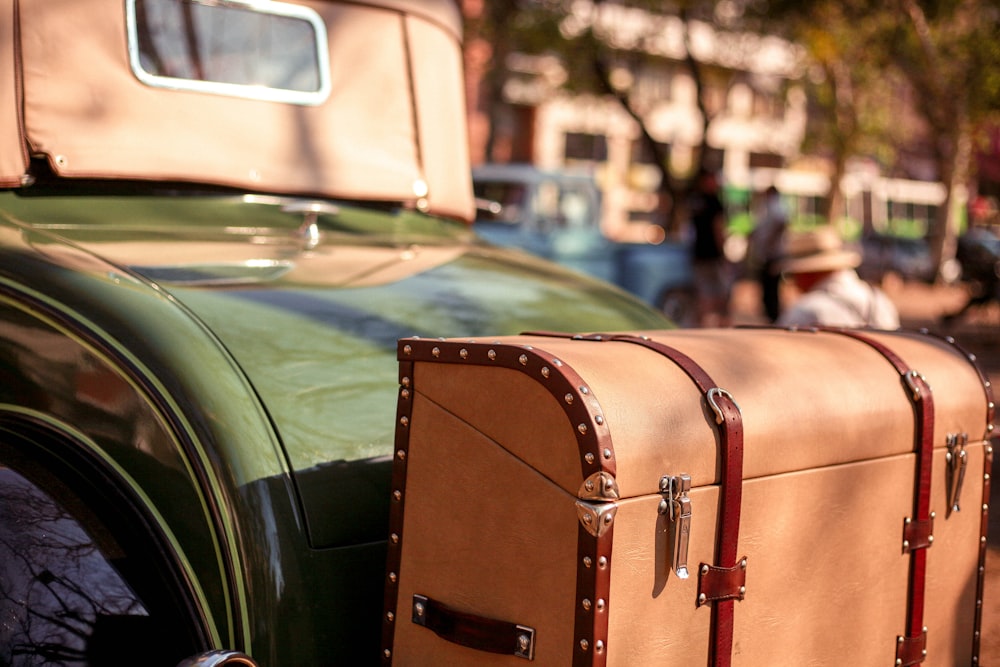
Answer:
380;328;994;666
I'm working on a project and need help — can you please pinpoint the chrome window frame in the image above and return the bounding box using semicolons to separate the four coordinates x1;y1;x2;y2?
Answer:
125;0;332;106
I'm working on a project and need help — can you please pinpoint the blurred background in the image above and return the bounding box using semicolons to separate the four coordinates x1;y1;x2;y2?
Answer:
460;0;1000;279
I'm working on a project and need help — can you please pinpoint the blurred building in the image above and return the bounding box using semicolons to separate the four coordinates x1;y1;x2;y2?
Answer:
464;2;954;243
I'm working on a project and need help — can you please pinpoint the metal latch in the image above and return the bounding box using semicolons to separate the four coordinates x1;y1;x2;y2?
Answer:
946;433;969;515
659;474;692;579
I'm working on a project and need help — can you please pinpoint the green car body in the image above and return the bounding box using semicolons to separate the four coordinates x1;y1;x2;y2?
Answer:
0;191;669;664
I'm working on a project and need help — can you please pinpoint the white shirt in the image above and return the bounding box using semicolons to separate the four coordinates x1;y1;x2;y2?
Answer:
777;269;900;329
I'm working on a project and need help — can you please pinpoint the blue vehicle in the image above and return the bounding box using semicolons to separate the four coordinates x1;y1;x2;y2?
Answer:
473;164;697;325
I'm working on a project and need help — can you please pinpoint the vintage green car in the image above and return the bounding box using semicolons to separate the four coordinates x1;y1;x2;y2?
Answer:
0;1;669;665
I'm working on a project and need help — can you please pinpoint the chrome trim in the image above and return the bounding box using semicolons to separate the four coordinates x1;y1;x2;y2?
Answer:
177;650;259;667
125;0;331;106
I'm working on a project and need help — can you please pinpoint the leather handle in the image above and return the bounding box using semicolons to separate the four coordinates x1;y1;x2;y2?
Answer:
411;594;536;660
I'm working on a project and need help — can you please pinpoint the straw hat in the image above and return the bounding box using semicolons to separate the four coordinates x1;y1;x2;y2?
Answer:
779;227;861;274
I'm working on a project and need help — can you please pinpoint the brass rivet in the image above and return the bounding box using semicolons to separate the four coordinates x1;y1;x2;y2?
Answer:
388;572;397;583
414;602;425;617
898;637;904;644
583;557;593;568
396;449;406;459
583;514;593;524
603;513;612;525
565;393;574;404
595;640;605;653
585;452;595;464
401;376;411;387
905;517;912;525
384;649;391;659
903;540;910;549
553;358;563;366
541;366;550;378
585;480;595;491
603;448;612;459
596;599;605;611
393;490;402;501
580;387;590;395
386;611;394;622
582;599;592;610
431;346;440;357
741;558;748;569
598;556;607;568
698;593;707;604
595;415;604;425
488;349;497;360
701;564;710;575
402;344;412;355
580;639;590;651
928;535;934;543
400;388;410;400
739;586;746;595
460;348;469;359
518;634;530;652
578;423;589;434
930;511;936;519
390;533;399;544
399;416;409;427
519;354;528;366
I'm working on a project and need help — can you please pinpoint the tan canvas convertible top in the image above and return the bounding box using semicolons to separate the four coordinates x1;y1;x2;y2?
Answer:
0;0;474;221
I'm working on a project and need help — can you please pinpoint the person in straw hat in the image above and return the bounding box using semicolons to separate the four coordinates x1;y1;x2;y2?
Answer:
776;226;899;329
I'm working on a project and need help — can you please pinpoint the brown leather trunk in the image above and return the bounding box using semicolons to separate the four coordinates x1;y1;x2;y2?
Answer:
380;328;993;666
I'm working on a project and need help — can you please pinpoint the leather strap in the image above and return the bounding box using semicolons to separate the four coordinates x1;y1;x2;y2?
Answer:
410;594;535;660
819;329;934;664
524;331;746;666
604;334;745;667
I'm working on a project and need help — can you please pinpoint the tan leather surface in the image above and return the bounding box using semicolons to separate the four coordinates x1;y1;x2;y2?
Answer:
0;0;26;186
498;329;986;498
923;442;987;665
393;329;989;664
16;1;473;220
393;395;579;665
414;363;596;495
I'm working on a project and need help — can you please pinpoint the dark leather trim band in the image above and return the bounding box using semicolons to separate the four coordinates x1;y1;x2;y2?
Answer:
819;329;934;663
918;330;995;662
896;629;928;667
603;334;745;667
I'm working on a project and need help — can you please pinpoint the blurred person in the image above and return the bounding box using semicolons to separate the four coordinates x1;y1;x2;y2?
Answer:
777;227;899;329
748;185;788;322
688;168;730;326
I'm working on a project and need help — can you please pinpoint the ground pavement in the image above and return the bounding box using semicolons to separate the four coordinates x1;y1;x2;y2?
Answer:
731;277;1000;660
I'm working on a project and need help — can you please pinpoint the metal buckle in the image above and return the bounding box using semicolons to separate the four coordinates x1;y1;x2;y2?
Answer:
706;387;739;425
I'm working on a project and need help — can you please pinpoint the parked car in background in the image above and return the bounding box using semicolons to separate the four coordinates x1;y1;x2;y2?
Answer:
858;232;938;284
472;163;698;325
0;2;671;666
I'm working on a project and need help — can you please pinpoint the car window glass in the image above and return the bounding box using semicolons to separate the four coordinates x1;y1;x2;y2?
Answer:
127;0;330;105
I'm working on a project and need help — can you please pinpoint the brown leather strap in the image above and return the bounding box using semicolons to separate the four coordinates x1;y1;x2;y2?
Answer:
605;334;745;667
916;329;995;662
410;594;535;660
524;331;746;666
819;329;934;663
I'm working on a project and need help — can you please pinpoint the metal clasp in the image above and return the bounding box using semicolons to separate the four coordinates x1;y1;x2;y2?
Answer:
706;388;739;425
946;433;969;515
659;474;692;579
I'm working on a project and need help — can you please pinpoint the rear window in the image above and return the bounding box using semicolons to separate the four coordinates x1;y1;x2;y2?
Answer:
126;0;331;105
